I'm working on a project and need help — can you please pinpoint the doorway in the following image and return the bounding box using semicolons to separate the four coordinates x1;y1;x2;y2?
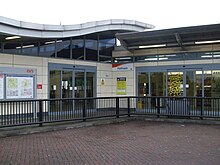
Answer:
49;66;96;113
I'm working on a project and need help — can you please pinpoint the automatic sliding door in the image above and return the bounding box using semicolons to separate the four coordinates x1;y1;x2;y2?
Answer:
62;70;73;112
50;70;61;112
75;71;85;110
86;72;95;109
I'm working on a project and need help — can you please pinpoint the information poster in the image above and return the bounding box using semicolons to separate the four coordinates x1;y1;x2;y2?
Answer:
0;74;4;99
6;76;34;99
116;77;126;95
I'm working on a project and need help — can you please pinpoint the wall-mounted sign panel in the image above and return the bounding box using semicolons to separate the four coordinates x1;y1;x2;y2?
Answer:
0;74;4;99
117;77;126;95
6;76;34;99
112;63;133;72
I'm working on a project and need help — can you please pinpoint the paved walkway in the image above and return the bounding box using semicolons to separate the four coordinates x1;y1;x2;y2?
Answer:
0;120;220;165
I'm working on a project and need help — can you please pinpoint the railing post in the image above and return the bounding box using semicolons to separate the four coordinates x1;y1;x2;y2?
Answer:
127;97;130;117
200;97;203;120
83;99;86;121
116;97;119;118
39;100;43;127
157;97;160;118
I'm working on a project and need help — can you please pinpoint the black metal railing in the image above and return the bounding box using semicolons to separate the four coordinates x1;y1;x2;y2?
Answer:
0;96;220;127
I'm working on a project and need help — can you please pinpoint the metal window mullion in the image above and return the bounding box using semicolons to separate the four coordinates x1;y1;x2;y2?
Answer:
37;42;40;56
97;34;100;62
83;36;86;60
84;71;86;98
70;38;73;59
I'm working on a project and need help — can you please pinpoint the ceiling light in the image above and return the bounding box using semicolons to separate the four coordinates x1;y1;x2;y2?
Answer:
195;40;220;44
115;57;131;60
144;58;157;61
16;45;35;49
139;44;166;49
201;55;212;58
159;57;168;60
45;40;62;44
5;36;21;40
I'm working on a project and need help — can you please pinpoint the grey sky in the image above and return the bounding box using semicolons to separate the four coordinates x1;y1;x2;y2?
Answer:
0;0;219;29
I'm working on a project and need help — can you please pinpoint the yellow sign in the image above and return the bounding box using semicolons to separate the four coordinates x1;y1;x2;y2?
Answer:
117;77;126;95
101;79;105;86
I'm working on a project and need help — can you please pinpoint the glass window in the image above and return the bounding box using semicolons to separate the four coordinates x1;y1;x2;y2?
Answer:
86;72;95;98
4;43;21;54
57;39;71;59
75;72;85;98
186;70;202;97
212;70;220;97
151;72;166;96
50;70;61;99
21;42;38;56
50;70;61;112
72;38;84;60
113;57;133;63
138;72;148;97
99;36;115;61
213;52;220;59
204;70;212;97
136;55;157;62
85;36;98;61
39;40;56;57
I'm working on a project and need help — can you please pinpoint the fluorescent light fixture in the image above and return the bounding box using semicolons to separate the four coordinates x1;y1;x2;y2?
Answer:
201;55;212;58
195;40;220;44
214;52;220;54
5;36;21;40
214;55;220;57
158;57;168;60
139;44;166;49
115;57;131;60
16;45;34;49
45;40;62;44
144;58;157;61
159;54;176;57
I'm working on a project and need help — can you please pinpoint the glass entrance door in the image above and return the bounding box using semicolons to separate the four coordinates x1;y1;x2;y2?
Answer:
50;69;95;113
74;71;85;110
62;70;73;112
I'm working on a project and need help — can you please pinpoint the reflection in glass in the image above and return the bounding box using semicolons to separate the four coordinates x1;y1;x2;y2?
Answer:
99;37;115;61
151;72;166;96
85;39;98;61
62;70;73;112
50;70;61;112
57;40;70;59
75;72;85;98
186;71;202;97
72;38;84;60
4;43;21;54
86;72;95;109
39;41;55;57
75;71;85;110
138;73;148;109
138;73;148;97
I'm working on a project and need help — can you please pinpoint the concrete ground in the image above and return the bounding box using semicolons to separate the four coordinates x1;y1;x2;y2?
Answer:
0;120;219;165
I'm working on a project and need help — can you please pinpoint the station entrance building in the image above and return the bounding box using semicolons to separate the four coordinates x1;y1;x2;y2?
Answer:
1;16;220;106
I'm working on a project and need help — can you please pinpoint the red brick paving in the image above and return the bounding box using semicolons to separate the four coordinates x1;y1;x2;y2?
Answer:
0;120;220;165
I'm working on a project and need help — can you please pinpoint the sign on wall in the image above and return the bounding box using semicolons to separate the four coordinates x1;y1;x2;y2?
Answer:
112;63;133;72
0;74;4;99
116;77;126;95
6;76;34;99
